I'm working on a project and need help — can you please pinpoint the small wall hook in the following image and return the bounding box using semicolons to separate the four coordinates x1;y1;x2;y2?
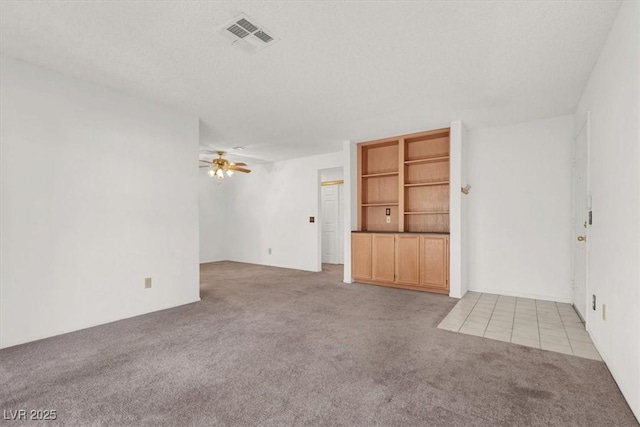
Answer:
461;184;471;195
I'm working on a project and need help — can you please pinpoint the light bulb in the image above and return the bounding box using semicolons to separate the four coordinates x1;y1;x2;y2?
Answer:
208;170;215;177
226;169;234;177
216;168;224;179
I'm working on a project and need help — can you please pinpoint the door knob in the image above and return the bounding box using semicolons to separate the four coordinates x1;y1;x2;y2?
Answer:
577;236;586;242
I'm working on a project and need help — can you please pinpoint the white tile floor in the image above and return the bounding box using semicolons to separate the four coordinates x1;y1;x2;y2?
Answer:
438;292;602;361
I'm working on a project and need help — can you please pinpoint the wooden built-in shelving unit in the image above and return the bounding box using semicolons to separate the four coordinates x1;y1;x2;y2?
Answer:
357;127;450;233
353;127;451;294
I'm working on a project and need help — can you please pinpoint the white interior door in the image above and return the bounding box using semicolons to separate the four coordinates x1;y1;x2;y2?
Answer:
321;184;344;264
572;121;589;320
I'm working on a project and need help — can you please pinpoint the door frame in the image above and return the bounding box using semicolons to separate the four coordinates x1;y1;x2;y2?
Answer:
316;166;345;271
572;112;591;322
320;180;344;265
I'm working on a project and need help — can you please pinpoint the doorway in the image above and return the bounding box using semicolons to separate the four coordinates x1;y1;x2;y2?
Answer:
572;116;590;321
320;167;344;265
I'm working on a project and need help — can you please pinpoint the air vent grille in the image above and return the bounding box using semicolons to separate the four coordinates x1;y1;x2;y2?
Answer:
237;18;258;33
227;24;249;39
254;30;273;43
218;13;279;53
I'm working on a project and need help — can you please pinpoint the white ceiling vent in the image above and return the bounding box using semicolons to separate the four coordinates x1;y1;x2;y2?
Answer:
218;14;279;54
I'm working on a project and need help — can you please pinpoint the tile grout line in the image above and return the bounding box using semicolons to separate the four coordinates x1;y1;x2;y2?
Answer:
455;293;482;332
535;299;542;346
440;295;467;330
555;301;575;355
509;297;518;343
485;296;499;338
565;305;600;359
480;295;498;337
489;295;515;339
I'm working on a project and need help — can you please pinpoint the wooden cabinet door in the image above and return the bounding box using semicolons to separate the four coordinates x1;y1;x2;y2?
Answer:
419;235;449;291
395;235;420;285
372;234;395;282
352;233;372;280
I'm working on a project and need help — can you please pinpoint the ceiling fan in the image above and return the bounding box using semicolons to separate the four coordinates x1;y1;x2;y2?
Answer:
199;151;251;179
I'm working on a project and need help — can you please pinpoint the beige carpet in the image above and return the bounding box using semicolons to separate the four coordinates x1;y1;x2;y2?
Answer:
0;261;637;426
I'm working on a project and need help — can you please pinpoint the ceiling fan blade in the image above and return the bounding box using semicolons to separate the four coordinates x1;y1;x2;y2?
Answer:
199;165;211;168
228;166;251;173
231;162;247;166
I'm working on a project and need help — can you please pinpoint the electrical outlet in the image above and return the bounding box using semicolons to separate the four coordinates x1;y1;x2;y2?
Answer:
268;248;272;255
602;304;606;320
145;277;152;289
386;216;391;223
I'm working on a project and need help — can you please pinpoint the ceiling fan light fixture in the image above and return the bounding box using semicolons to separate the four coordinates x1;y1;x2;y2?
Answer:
201;151;250;180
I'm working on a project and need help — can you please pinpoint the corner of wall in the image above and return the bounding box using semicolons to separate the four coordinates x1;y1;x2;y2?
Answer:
449;121;463;298
574;0;640;419
343;140;357;283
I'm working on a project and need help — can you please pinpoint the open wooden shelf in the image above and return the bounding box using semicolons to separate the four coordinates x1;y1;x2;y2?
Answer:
363;203;399;207
404;156;450;165
362;171;399;178
404;181;449;188
404;211;450;215
404;211;450;233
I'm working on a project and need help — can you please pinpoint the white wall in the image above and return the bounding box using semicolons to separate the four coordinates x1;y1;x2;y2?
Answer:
449;121;463;298
199;173;229;263
466;115;574;302
575;0;639;418
343;140;357;283
0;57;200;348
320;167;343;182
210;151;343;272
460;124;470;296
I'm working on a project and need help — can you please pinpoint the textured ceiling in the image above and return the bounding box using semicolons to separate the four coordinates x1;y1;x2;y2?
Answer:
0;1;621;161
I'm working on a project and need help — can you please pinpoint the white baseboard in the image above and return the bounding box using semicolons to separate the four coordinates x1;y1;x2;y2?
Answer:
468;287;572;304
